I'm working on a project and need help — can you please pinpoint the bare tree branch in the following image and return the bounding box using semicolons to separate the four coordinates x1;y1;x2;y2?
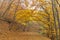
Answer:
55;0;60;7
1;0;14;17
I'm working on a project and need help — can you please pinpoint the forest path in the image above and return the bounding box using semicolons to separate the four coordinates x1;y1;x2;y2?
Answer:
0;19;50;40
0;32;51;40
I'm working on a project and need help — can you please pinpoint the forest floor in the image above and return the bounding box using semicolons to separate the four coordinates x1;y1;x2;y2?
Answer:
0;20;51;40
0;31;51;40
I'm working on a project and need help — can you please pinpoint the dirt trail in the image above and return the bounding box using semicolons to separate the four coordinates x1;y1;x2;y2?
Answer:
0;20;51;40
0;32;51;40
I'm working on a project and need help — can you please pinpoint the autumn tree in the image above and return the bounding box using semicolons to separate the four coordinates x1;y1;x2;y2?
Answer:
0;0;60;40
